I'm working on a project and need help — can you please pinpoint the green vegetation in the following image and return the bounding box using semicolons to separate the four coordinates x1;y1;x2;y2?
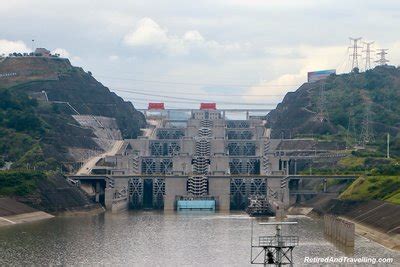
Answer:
0;57;145;172
267;66;400;157
0;170;46;196
340;176;400;205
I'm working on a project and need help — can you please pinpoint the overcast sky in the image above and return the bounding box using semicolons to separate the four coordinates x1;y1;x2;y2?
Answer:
1;0;399;109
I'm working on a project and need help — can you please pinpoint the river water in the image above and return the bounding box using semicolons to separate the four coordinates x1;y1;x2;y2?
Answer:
0;211;399;266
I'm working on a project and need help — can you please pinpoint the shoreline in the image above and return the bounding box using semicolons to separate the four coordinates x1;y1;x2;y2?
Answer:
55;205;105;216
292;206;400;252
0;197;105;227
341;216;400;251
0;211;54;227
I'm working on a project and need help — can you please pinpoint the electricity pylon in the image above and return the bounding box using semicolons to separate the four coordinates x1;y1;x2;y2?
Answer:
349;37;362;70
362;41;374;70
359;104;375;147
375;49;389;66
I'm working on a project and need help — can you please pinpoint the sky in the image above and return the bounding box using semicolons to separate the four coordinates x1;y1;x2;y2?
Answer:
1;0;400;110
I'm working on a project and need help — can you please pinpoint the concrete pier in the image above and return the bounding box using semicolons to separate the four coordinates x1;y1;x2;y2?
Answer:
324;214;355;247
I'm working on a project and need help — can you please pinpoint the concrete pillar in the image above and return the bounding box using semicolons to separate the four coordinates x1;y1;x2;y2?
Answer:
208;177;231;212
104;188;114;210
95;181;100;203
164;177;187;211
323;178;327;193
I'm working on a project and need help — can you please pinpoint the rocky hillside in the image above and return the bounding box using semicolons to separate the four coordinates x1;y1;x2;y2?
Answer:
0;55;145;212
267;66;400;156
0;56;145;171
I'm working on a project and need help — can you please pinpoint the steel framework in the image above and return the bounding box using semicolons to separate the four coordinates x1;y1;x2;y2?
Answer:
226;120;250;128
226;129;253;140
128;177;143;208
141;158;173;174
229;158;260;174
227;141;256;156
128;177;165;209
156;128;185;139
149;141;181;156
250;222;298;266
230;178;267;209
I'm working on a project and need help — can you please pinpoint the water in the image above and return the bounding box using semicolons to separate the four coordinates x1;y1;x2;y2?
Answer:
0;211;399;266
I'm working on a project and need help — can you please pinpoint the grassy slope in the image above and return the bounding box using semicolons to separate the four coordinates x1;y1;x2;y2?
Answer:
340;176;400;205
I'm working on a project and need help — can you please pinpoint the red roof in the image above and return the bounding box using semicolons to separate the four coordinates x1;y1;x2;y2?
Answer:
200;103;217;110
148;102;165;110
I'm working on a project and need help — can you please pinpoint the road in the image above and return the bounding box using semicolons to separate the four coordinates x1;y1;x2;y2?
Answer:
76;140;124;175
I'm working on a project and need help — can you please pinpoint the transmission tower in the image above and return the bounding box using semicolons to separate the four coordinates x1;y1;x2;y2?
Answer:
316;83;329;122
346;109;356;148
359;104;375;147
362;41;374;70
349;37;362;70
375;49;389;66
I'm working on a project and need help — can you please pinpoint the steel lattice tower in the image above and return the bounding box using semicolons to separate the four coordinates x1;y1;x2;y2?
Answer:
346;109;356;148
375;49;389;66
360;104;375;146
349;37;362;70
362;41;374;70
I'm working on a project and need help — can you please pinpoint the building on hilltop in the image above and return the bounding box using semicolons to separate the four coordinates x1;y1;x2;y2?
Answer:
34;48;51;57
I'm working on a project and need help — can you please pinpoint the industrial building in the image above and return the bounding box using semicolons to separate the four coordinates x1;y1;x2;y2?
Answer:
70;103;351;212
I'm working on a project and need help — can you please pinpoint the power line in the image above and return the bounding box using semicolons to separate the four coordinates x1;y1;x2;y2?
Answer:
111;87;286;97
116;90;277;106
97;75;300;88
112;88;279;105
349;37;362;70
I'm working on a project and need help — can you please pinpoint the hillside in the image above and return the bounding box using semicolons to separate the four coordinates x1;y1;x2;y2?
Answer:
340;176;400;205
268;66;400;205
267;66;400;156
0;56;145;171
0;55;145;211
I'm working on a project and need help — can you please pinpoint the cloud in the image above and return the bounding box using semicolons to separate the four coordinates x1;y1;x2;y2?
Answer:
123;17;169;47
51;48;81;63
0;39;31;55
52;48;70;58
183;31;204;42
244;45;348;104
122;17;244;57
108;55;119;61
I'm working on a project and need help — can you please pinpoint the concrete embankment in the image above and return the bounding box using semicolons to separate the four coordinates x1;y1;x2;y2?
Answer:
0;198;54;226
311;199;400;250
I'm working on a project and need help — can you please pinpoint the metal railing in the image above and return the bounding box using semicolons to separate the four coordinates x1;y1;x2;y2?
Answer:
258;236;299;247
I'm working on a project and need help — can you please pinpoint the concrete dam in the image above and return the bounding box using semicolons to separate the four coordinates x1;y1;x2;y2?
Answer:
69;104;354;212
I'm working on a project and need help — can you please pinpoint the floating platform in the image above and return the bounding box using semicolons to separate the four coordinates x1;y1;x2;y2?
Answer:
177;200;216;211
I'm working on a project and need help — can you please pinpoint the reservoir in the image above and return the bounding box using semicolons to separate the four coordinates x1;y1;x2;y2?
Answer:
0;212;399;266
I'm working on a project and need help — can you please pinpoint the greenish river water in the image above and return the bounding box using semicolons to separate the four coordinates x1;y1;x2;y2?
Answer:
0;211;399;266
